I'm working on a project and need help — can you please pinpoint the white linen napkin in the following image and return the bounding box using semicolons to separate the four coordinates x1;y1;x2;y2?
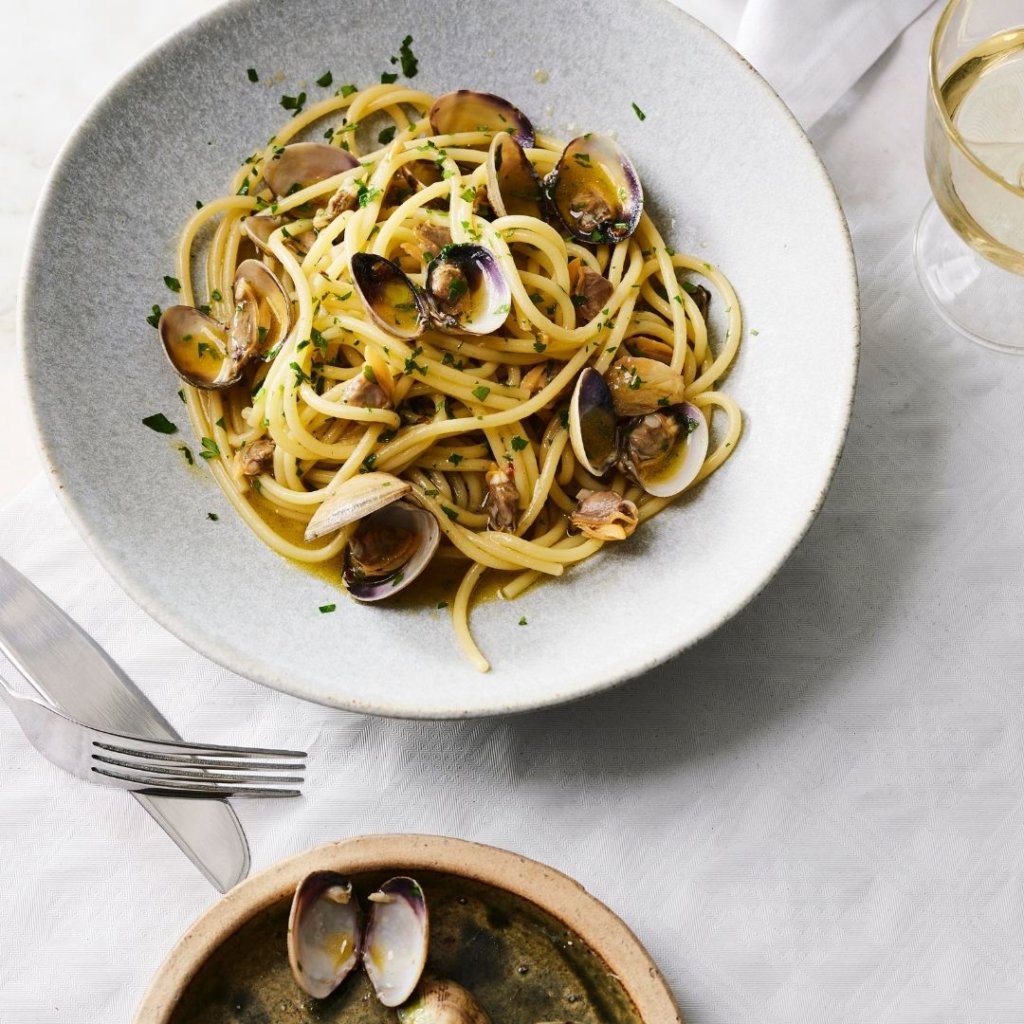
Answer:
677;0;936;126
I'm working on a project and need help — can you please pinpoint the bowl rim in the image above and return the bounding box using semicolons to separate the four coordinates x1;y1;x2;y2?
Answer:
17;0;860;719
132;833;683;1023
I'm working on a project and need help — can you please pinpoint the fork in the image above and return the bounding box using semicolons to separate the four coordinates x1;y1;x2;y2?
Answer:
0;673;305;798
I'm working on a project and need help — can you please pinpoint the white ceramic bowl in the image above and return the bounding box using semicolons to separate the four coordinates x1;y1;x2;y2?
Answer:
20;0;857;717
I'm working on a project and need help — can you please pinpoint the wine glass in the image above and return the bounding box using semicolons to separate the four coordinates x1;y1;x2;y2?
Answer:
916;0;1024;353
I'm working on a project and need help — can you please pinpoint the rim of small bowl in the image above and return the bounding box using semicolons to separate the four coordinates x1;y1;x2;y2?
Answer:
132;834;683;1023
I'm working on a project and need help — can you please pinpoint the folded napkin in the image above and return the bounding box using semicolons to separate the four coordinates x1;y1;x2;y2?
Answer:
677;0;935;126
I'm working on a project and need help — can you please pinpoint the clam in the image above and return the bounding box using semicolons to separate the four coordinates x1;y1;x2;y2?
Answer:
287;871;362;999
159;260;291;389
158;306;234;389
568;368;617;476
243;214;316;256
569;489;639;541
305;472;412;540
429;91;534;148
425;245;511;335
343;499;440;602
603;356;687;417
620;402;708;498
351;253;428;340
364;877;429;1006
229;259;292;366
398;979;491;1024
304;474;439;601
548;134;643;244
485;133;545;220
264;142;360;198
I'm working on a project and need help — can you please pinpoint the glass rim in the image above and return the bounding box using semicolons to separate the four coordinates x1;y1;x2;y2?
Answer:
930;0;1024;199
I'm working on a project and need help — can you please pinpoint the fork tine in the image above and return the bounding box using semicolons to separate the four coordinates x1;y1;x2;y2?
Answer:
93;739;306;761
91;765;302;797
92;753;304;785
92;748;304;772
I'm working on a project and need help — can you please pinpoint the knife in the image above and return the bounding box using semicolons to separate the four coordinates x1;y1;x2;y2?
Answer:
0;555;249;892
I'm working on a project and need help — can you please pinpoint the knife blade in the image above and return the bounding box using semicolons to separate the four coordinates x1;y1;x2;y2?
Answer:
0;555;249;892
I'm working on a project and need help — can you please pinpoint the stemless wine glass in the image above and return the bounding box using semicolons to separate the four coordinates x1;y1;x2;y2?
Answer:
916;0;1024;353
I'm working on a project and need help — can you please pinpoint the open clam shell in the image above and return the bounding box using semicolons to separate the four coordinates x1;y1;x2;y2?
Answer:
428;91;534;148
568;368;618;476
397;979;492;1024
548;134;643;244
243;214;314;257
304;472;412;541
264;142;360;198
425;244;511;336
486;133;545;221
363;876;429;1007
621;402;708;497
287;871;362;1000
158;306;235;389
343;500;441;602
351;253;428;340
230;259;292;366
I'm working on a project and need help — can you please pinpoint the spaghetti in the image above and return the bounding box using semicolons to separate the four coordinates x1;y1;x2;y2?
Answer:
163;83;742;672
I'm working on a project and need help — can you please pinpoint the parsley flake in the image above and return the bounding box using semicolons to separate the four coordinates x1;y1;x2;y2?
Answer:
472;385;491;402
518;616;528;626
142;413;177;435
163;275;181;293
319;603;337;614
339;83;358;97
316;71;333;88
146;304;162;328
631;101;646;121
207;512;219;521
246;67;259;83
199;437;221;460
510;435;528;452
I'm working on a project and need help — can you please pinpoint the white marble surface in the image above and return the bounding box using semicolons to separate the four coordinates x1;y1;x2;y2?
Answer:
12;3;1024;1024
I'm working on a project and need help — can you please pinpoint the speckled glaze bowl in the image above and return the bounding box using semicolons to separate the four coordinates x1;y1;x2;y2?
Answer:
20;0;858;716
133;835;682;1023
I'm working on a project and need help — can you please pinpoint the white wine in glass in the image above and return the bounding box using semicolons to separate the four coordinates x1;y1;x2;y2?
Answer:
917;2;1024;352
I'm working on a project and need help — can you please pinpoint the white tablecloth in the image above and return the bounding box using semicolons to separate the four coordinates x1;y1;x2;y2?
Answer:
5;3;1024;1021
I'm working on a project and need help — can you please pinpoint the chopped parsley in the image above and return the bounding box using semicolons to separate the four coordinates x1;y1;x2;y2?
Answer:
163;275;181;293
510;435;528;452
460;187;476;203
380;71;399;84
319;603;337;614
440;505;459;521
178;444;194;465
142;413;177;435
210;289;222;302
533;340;546;353
631;101;646;121
246;67;259;82
339;83;358;97
316;70;333;88
573;152;592;168
397;35;418;78
404;356;428;376
471;385;491;402
751;328;760;336
177;388;186;404
195;199;204;209
378;125;397;145
448;453;464;466
357;181;382;207
199;437;221;460
289;361;311;387
518;616;528;626
279;91;307;115
207;512;219;521
146;304;162;328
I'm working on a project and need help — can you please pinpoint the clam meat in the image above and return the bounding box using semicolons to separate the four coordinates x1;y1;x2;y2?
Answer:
620;402;708;498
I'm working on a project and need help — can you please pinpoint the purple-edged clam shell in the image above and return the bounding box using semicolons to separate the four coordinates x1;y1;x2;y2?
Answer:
424;244;511;336
158;305;234;389
264;142;360;197
548;134;643;244
363;876;429;1007
351;253;428;340
343;501;440;602
428;90;534;148
624;401;709;498
486;133;545;221
287;871;362;1000
569;368;618;476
